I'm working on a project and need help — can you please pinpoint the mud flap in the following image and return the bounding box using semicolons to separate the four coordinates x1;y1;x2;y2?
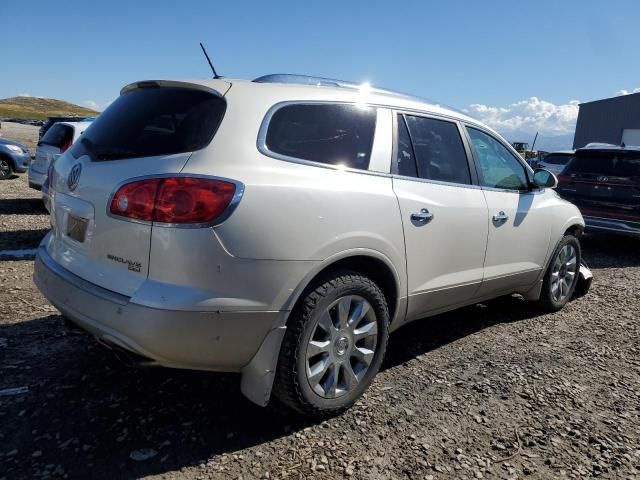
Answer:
573;262;593;299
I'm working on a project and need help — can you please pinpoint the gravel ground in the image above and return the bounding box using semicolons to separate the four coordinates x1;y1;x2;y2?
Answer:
1;174;639;479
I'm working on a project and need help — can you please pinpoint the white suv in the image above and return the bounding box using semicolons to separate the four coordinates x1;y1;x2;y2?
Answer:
34;75;591;416
29;121;92;190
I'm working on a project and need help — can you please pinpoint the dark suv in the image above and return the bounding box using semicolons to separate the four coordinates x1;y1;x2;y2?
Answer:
557;144;640;234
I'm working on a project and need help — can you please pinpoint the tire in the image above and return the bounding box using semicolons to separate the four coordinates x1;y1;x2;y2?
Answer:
273;270;390;417
536;234;581;312
0;157;13;180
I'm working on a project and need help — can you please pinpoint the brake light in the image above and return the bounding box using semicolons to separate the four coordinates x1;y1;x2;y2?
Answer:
60;140;72;153
109;177;237;225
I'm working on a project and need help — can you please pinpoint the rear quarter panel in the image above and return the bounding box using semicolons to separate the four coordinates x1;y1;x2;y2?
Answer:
182;84;407;308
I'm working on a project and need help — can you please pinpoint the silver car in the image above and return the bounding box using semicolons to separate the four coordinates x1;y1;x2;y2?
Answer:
34;75;591;416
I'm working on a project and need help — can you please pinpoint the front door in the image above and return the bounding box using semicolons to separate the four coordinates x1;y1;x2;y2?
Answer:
465;126;552;296
392;114;489;321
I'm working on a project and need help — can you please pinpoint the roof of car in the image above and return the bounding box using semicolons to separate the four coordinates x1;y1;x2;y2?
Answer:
548;150;575;155
576;143;640;154
57;121;93;130
122;76;487;131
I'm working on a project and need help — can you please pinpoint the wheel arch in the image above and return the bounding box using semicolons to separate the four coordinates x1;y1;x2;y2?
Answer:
283;249;404;328
0;152;16;171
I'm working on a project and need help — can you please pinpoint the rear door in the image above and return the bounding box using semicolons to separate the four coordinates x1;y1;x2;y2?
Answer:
392;113;488;320
47;81;230;296
465;126;552;296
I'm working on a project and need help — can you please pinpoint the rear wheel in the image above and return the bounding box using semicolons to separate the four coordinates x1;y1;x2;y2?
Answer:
274;271;389;417
536;234;581;312
0;158;13;180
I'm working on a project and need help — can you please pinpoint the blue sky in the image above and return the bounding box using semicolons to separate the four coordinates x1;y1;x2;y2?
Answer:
2;0;640;142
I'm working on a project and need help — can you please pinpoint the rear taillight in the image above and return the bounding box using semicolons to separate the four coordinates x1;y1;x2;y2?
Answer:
60;140;72;153
109;177;238;225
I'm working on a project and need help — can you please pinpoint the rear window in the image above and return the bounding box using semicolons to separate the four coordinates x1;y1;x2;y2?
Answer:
543;153;573;165
70;87;226;161
567;152;640;177
40;123;73;148
265;103;377;170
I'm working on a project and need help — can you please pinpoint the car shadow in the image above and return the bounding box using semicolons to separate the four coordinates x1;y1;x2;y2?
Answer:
0;228;49;250
383;295;541;370
580;232;640;268
1;297;542;479
0;197;47;216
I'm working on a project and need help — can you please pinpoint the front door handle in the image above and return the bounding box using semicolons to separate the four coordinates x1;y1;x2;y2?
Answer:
492;211;509;223
411;208;434;223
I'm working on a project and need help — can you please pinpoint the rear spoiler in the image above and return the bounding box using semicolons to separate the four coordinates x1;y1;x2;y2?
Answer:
120;79;231;97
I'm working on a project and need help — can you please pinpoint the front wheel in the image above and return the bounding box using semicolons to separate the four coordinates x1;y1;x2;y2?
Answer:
273;271;390;417
0;158;13;180
535;234;581;312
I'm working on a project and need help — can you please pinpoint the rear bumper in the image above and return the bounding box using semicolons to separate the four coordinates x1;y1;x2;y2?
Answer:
34;244;284;373
584;215;640;235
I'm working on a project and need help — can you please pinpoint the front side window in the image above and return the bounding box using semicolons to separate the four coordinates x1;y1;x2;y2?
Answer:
467;127;529;190
403;115;471;185
265;103;377;170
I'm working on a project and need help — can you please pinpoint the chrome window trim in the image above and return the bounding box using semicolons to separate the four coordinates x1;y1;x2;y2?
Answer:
391;173;484;191
105;173;245;229
257;100;387;176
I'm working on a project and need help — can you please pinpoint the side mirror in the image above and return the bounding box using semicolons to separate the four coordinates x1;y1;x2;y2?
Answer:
532;168;558;189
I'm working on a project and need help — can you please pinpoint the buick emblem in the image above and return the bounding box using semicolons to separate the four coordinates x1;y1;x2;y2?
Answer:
67;164;82;191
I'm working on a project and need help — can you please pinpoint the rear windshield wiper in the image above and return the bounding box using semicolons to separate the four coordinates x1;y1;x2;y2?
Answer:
81;138;136;160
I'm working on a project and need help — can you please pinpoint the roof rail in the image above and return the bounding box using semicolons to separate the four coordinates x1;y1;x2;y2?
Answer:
252;73;466;116
254;74;422;101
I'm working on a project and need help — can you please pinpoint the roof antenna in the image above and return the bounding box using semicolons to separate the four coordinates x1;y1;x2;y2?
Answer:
199;42;220;79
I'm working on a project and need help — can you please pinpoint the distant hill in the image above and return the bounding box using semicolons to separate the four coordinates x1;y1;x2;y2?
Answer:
0;96;98;121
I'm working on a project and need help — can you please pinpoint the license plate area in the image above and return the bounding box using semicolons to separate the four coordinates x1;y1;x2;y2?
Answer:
66;214;88;243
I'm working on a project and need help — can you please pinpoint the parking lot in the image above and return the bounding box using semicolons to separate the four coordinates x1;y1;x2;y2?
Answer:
0;173;638;479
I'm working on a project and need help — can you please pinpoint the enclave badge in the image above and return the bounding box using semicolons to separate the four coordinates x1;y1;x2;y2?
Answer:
67;163;82;191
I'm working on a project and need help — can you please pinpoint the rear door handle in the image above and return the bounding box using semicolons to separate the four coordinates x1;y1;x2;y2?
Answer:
411;208;434;223
492;211;508;223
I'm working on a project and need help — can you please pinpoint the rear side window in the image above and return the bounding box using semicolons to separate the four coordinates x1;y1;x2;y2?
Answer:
40;124;73;148
70;87;226;161
402;115;471;185
265;103;377;170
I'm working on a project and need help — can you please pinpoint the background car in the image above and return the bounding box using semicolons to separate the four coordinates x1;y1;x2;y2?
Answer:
534;150;575;176
556;144;640;234
0;137;31;180
39;116;95;140
29;121;91;190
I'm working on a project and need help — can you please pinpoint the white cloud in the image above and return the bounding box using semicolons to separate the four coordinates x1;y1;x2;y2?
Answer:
615;87;640;96
464;97;580;135
82;99;112;112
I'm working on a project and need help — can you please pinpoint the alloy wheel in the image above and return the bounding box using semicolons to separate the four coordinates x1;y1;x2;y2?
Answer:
305;295;378;398
0;159;10;179
551;244;577;302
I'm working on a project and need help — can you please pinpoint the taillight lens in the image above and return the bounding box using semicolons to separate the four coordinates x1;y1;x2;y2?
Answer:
109;177;237;225
60;140;72;153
